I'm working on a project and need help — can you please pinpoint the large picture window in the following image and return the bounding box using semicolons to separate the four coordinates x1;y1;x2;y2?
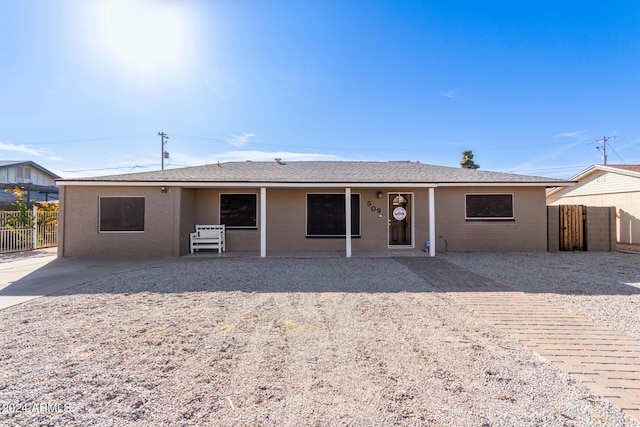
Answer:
220;194;257;228
465;194;514;220
99;197;145;232
307;194;360;237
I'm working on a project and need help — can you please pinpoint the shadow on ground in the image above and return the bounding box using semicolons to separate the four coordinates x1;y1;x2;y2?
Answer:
2;254;640;300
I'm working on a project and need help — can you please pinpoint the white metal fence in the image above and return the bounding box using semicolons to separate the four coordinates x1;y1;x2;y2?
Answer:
0;207;58;253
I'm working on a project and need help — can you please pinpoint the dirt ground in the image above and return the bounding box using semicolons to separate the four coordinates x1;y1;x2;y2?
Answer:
0;257;636;426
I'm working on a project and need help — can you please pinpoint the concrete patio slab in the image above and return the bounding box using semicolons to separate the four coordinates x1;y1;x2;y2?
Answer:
0;248;182;310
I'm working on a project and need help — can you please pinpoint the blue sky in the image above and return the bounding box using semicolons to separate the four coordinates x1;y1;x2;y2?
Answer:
1;0;639;179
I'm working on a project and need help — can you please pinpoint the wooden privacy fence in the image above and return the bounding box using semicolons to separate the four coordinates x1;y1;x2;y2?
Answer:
560;204;585;251
0;207;58;253
548;205;616;251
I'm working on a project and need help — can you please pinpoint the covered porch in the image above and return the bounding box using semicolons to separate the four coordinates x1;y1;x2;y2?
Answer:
180;185;437;258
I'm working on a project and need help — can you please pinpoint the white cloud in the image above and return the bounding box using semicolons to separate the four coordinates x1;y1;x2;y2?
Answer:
59;150;345;179
555;129;589;138
440;90;456;99
0;142;49;156
225;133;256;147
171;150;342;166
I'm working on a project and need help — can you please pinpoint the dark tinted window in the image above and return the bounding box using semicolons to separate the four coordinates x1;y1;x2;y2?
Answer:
466;194;514;219
307;194;360;237
220;194;257;228
99;197;145;232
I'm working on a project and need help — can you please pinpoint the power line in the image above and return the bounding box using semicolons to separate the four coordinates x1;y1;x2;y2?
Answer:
23;135;151;146
608;143;624;163
505;164;592;173
170;133;548;153
64;164;159;173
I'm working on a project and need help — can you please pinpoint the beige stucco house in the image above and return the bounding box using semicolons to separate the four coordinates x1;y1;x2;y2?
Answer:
547;164;640;244
56;161;570;257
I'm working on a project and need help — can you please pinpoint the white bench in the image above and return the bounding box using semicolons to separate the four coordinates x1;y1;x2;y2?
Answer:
190;225;225;254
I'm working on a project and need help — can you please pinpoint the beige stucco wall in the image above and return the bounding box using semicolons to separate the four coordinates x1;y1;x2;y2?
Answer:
182;187;430;252
189;188;261;251
549;191;640;244
264;188;430;252
547;205;560;252
585;206;617;251
59;184;548;257
179;188;196;255
547;169;640;243
434;186;548;252
58;186;181;257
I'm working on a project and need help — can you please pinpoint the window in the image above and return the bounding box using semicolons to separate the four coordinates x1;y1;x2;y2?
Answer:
24;167;31;179
99;197;145;232
465;194;514;220
220;194;257;228
16;166;23;178
307;194;360;237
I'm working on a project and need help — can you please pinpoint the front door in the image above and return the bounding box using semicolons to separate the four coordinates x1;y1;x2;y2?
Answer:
389;193;412;246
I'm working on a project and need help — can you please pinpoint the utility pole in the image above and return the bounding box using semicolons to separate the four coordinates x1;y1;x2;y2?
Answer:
594;136;616;165
158;132;169;170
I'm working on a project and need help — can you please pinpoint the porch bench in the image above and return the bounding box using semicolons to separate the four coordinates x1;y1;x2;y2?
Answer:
190;225;225;253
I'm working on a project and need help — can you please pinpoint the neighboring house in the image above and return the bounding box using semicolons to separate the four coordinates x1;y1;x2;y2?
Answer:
0;160;61;210
547;164;640;244
56;161;571;258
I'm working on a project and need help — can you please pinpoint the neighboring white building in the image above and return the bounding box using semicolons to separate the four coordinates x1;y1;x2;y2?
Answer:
0;160;61;209
547;164;640;244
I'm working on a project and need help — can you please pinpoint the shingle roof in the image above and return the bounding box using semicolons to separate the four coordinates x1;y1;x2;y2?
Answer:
58;161;570;185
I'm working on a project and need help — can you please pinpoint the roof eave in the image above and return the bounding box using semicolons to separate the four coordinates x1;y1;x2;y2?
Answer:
1;160;62;179
56;180;573;188
546;163;640;197
597;164;640;179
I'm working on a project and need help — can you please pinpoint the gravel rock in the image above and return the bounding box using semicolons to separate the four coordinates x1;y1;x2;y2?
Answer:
0;257;637;426
442;251;640;340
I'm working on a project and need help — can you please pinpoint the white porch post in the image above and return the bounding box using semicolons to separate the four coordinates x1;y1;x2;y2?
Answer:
260;187;267;257
428;187;436;257
345;187;352;258
32;206;38;250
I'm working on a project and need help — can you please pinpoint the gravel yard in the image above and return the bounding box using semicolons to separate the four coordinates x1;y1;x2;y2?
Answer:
1;256;638;426
442;251;640;341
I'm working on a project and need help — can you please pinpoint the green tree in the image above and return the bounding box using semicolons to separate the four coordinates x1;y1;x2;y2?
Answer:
460;150;480;169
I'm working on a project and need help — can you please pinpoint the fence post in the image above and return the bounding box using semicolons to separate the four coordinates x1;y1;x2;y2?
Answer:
32;206;38;250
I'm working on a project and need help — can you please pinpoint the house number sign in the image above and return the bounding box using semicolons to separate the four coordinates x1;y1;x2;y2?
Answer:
393;207;407;221
366;201;382;214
